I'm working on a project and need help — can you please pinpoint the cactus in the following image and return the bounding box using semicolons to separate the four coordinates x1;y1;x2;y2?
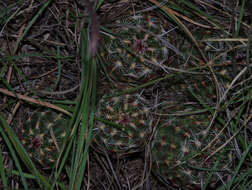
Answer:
95;93;152;155
101;12;171;83
21;110;68;167
151;76;232;189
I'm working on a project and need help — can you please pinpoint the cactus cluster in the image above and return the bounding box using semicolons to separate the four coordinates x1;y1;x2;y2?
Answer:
21;110;68;167
101;12;171;82
18;11;232;189
19;78;231;188
21;93;152;165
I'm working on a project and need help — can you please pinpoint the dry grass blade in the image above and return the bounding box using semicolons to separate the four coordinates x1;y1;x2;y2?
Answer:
0;88;71;116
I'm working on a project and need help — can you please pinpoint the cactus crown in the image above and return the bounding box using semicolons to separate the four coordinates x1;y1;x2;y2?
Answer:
95;93;152;154
21;110;68;167
101;12;170;82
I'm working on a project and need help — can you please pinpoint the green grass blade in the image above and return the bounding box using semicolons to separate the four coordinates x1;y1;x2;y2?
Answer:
51;27;94;190
226;141;252;190
0;114;28;190
0;112;51;189
235;0;246;37
52;45;62;90
69;28;92;190
13;0;53;53
202;156;220;190
75;57;97;190
0;146;8;189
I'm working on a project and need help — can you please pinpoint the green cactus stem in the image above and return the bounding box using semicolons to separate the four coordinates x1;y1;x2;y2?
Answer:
151;76;232;189
21;110;68;167
101;12;174;83
95;93;153;155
